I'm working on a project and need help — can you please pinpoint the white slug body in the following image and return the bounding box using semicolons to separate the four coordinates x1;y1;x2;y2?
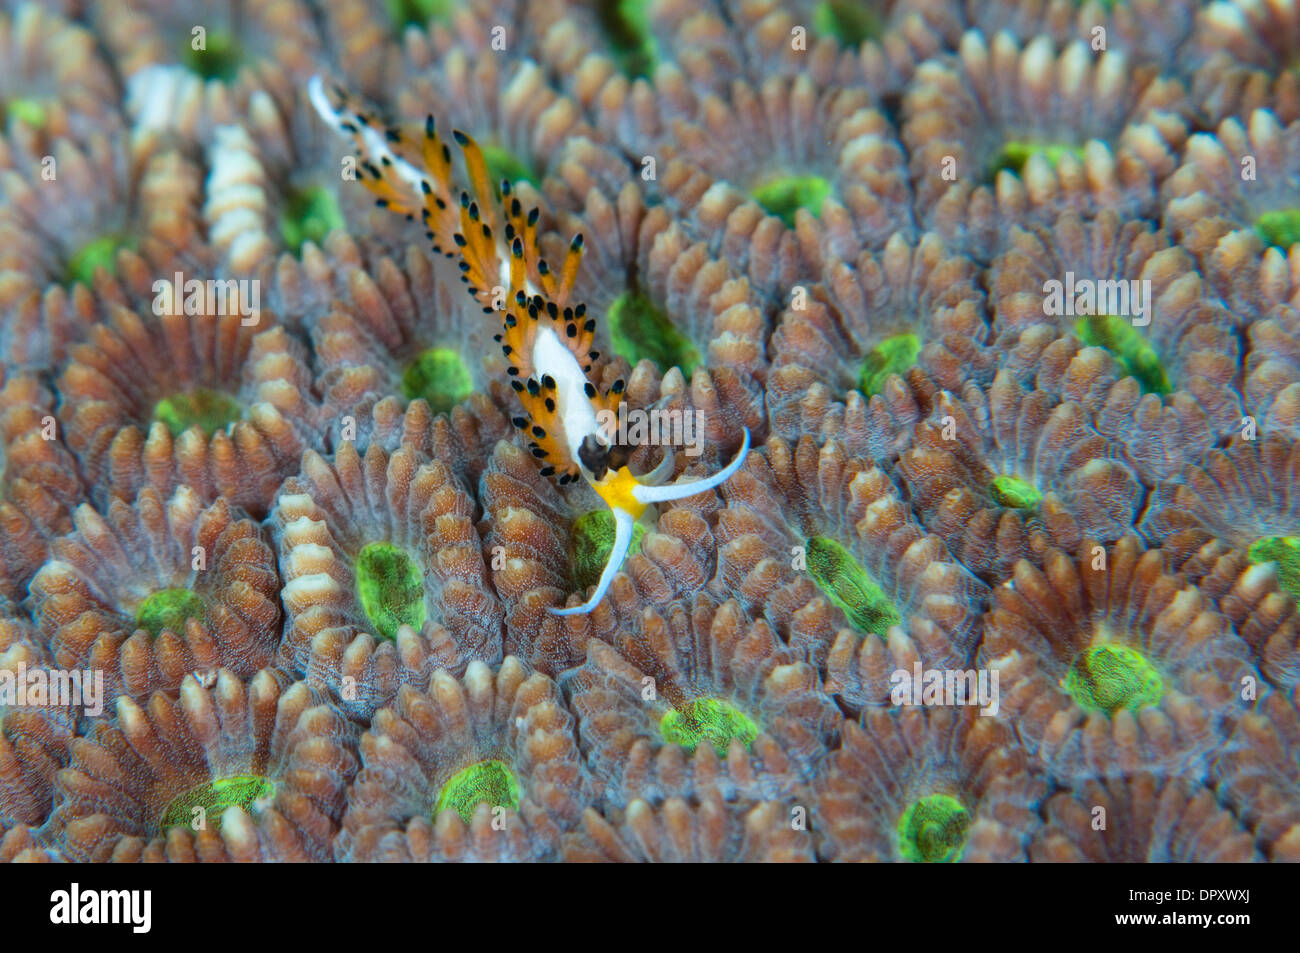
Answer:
309;74;751;615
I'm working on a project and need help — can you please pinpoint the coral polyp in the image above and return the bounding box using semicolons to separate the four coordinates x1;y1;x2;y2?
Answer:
857;333;922;398
271;443;503;718
354;542;427;642
606;289;702;377
64;233;135;288
1254;209;1300;251
29;486;282;702
805;535;904;638
435;760;520;824
751;174;835;229
3;0;1299;868
135;588;207;641
400;347;475;415
660;697;760;757
152;389;244;438
989;475;1043;511
336;659;587;861
160;775;277;833
1062;643;1165;714
279;185;346;256
896;793;971;864
181;30;242;83
902;31;1188;260
48;669;358;861
814;706;1045;862
1248;536;1300;599
1073;314;1172;396
979;536;1253;780
987;141;1087;181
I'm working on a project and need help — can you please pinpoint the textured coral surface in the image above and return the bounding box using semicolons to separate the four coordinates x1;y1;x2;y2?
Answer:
1;0;1298;863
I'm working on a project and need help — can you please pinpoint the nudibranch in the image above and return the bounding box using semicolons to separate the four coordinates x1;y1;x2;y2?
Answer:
307;77;750;615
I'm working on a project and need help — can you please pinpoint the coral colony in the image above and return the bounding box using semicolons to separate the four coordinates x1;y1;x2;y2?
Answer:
0;0;1298;866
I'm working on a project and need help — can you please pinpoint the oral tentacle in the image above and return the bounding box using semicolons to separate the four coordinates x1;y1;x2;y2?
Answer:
637;448;676;486
631;428;751;505
550;506;637;616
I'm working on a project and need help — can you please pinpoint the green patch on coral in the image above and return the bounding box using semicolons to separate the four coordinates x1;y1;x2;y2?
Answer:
279;185;345;255
660;697;759;757
1064;643;1164;714
752;174;834;229
182;30;242;82
990;474;1042;510
988;140;1086;181
813;0;884;46
897;794;970;863
65;233;134;287
160;775;276;832
136;588;206;639
402;347;474;415
858;332;921;397
1075;314;1172;396
435;759;520;824
570;509;646;591
1248;535;1300;600
595;0;658;79
482;143;538;192
152;388;243;437
806;535;903;637
3;97;47;130
1255;210;1300;251
355;542;426;642
385;0;452;32
608;289;701;376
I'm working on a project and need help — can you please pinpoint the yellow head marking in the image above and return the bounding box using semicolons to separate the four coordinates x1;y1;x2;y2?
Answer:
595;467;648;520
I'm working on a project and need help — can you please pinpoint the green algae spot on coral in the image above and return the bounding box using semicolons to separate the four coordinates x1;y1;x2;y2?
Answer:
2;97;48;130
660;698;759;757
608;290;701;376
990;474;1042;510
279;185;345;255
858;332;921;397
1248;535;1300;600
988;141;1086;181
481;143;538;192
435;760;520;824
402;347;474;415
813;0;883;46
897;794;970;863
355;543;426;642
595;0;658;79
153;388;243;438
160;775;276;832
806;536;903;637
1075;314;1172;396
136;588;206;639
65;233;134;287
182;30;242;82
1255;210;1300;251
385;0;452;32
1064;643;1164;714
752;174;834;229
570;509;646;591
